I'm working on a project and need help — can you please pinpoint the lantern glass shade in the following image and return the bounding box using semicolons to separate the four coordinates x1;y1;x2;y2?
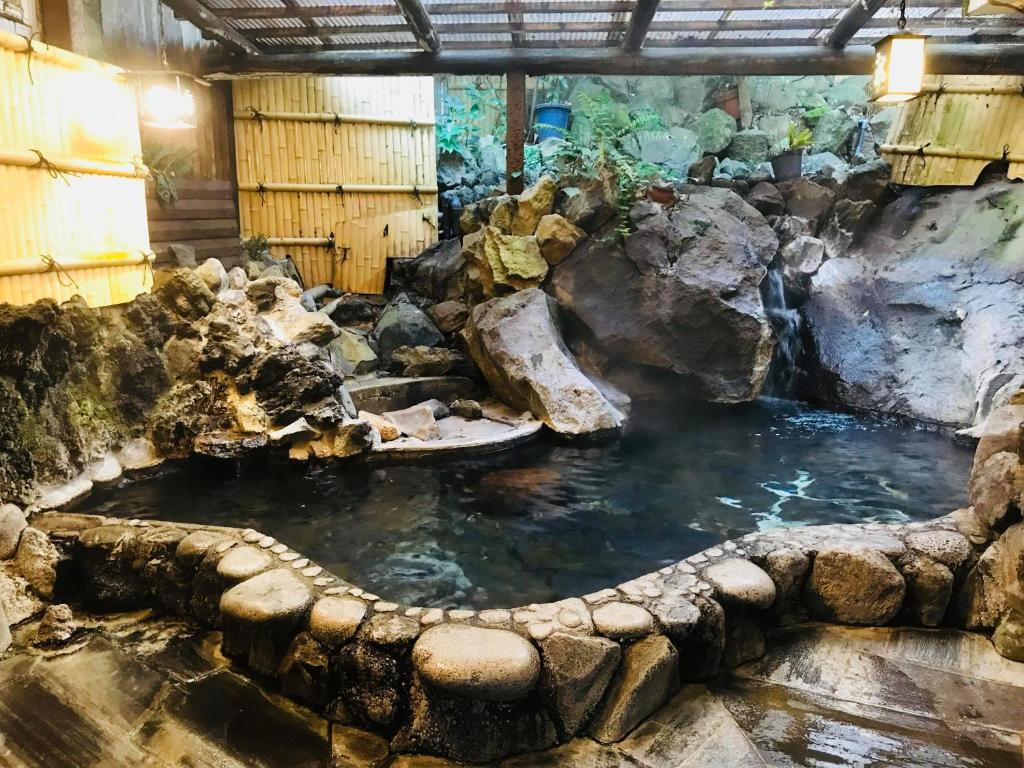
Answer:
871;34;927;103
141;75;196;130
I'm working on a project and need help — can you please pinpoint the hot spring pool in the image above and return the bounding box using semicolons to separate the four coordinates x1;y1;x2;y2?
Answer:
73;399;972;609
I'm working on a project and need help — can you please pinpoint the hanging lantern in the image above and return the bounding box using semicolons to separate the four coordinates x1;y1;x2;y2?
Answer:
140;74;197;130
871;33;927;103
870;0;926;103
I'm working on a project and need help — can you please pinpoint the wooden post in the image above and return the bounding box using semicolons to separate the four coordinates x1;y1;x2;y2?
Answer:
737;77;753;129
506;70;526;195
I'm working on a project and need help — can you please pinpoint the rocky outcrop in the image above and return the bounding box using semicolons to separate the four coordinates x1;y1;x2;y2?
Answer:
802;178;1024;428
462;289;624;435
548;184;777;403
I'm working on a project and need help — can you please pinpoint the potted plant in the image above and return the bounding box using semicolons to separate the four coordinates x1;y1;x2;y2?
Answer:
533;75;574;142
771;123;813;181
713;85;741;120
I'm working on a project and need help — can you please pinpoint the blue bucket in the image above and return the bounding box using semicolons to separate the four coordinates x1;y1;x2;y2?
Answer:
534;103;571;141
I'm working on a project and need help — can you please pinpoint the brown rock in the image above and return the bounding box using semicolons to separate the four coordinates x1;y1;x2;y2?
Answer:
804;546;905;625
536;214;585;266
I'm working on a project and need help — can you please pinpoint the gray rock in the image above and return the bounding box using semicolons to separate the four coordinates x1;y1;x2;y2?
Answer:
33;603;76;646
194;258;228;294
803;179;1024;428
227;266;247;289
384;402;441;441
0;503;26;559
638;127;702;175
328;328;378;377
244;275;301;310
694;108;737;155
588;635;680;744
970;451;1023;532
721;615;766;668
549;186;777;404
336;639;407;728
592;602;655;640
846;159;891;204
220;568;313;674
763;548;810;625
647;597;700;642
688;156;717;184
390;345;463;377
371;294;444;362
677;596;726;682
802;151;848;177
397;239;466;302
13;527;58;600
772;215;814;246
951;539;1007;630
362;613;420;651
727;129;771;165
715;158;753;180
812;109;857;155
702;558;776;609
215;545;274;584
905;530;973;573
279;631;331;709
902;556;953;627
462;289;623;436
309;595;367;648
805;546;906;625
168;243;197;268
776;178;835;232
539;632;621;737
412;624;541;702
820;199;876;259
746;182;785;216
450;399;483;419
428;300;470;334
993;609;1024;662
826;76;870;106
193;430;268;460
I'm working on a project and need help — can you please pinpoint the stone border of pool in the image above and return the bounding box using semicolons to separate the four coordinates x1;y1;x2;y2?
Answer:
15;499;999;764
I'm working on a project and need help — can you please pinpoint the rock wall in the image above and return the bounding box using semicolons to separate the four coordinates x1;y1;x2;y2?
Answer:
802;176;1024;429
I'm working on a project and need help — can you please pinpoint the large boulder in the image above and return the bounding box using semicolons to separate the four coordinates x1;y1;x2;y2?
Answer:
395;239;466;302
803;179;1024;428
461;289;624;435
548;185;777;402
694;108;737;155
370;294;444;362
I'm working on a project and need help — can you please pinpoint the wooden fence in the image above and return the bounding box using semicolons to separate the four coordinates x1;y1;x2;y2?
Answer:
232;76;438;294
148;179;241;267
0;30;152;307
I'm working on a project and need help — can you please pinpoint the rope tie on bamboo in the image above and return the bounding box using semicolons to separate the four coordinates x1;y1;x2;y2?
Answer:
1003;145;1012;162
19;32;40;84
915;142;931;166
256;181;268;206
335;184;346;210
326;232;336;251
31;149;78;185
409;119;419;133
132;154;148;179
411;185;424;205
138;250;156;285
422;213;436;230
248;107;265;130
40;255;79;289
333;113;343;134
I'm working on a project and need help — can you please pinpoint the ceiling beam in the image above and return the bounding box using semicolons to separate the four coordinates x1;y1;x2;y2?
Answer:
205;43;1024;77
161;0;262;55
824;0;888;49
213;0;961;18
242;16;1014;40
393;0;442;52
622;0;662;51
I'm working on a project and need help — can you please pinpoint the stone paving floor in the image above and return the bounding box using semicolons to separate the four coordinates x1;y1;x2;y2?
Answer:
1;611;1022;767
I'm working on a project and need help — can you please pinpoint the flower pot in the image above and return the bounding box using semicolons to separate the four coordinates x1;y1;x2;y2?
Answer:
714;88;741;120
534;102;572;142
771;150;804;181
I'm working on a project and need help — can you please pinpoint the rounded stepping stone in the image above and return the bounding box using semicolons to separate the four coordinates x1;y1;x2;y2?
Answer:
308;595;367;647
702;558;777;609
591;602;654;640
413;624;541;702
220;568;312;625
904;530;972;570
216;545;274;584
176;530;228;568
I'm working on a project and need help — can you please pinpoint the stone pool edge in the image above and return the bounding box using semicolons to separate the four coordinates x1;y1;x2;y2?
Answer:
10;500;1003;764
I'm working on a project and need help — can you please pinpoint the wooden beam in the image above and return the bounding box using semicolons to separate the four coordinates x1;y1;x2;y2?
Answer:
506;71;526;195
393;0;442;52
214;0;960;18
622;0;661;52
205;43;1024;77
161;0;262;56
244;16;1016;40
824;0;887;49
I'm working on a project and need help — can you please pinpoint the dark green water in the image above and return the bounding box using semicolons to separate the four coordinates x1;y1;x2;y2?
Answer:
74;399;972;609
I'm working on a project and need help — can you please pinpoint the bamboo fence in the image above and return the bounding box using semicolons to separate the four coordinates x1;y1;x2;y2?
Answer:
882;75;1024;186
232;76;438;294
0;30;153;307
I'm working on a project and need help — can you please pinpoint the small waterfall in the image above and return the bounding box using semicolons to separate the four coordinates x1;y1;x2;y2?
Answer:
761;267;802;397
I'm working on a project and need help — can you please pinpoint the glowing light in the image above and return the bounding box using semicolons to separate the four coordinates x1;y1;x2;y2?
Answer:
871;34;927;103
142;76;196;130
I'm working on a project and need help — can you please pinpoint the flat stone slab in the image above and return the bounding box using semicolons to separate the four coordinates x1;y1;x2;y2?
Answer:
308;595;367;647
370;414;543;459
220;568;312;624
413;624;541;702
592;602;655;640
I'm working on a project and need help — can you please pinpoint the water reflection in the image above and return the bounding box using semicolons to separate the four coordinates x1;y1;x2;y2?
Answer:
75;398;972;609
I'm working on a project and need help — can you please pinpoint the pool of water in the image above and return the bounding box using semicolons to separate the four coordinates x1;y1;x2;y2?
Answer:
73;398;972;609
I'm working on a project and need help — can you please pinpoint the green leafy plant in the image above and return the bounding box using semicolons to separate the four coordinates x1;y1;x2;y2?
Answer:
787;123;814;151
142;137;195;203
241;233;270;262
437;77;506;160
536;75;574;104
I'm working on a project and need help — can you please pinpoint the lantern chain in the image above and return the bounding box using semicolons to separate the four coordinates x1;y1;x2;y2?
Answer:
897;0;908;30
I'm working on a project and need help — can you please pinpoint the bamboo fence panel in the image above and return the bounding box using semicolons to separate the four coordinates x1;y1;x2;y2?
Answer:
232;76;438;294
0;30;152;307
882;75;1024;186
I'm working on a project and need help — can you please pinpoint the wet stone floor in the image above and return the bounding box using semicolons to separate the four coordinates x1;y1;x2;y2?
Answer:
0;612;1022;767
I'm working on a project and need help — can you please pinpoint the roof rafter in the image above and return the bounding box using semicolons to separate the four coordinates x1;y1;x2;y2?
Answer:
393;0;443;52
824;0;889;49
161;0;261;55
622;0;662;51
